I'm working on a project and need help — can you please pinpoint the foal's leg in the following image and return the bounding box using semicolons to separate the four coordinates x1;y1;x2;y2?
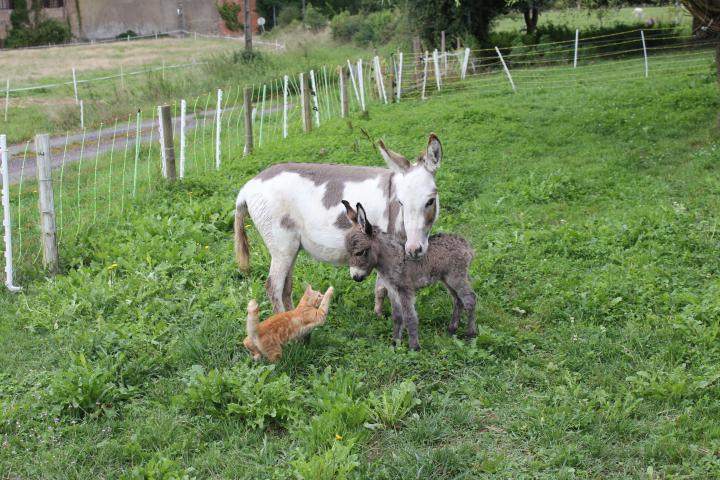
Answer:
386;287;404;347
443;281;463;336
266;239;300;313
447;274;477;338
399;292;421;351
373;276;388;318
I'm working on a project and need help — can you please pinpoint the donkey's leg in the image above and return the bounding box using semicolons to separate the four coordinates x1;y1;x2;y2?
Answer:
443;281;463;336
386;287;404;347
266;239;300;313
282;251;299;311
373;276;388;318
399;292;421;351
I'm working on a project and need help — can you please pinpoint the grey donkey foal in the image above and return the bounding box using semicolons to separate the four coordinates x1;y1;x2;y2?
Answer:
342;201;477;350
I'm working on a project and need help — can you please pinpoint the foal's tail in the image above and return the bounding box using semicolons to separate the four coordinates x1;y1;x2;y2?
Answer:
234;191;251;273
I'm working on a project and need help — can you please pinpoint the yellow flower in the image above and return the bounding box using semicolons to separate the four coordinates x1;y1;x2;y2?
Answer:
106;263;118;271
204;246;209;250
335;434;343;441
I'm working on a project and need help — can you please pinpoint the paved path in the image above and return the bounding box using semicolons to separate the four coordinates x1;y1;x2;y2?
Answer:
3;103;285;185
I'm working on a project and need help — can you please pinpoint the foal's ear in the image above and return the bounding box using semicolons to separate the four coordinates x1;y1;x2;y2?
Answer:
342;200;358;224
356;202;373;236
422;133;442;175
378;139;411;173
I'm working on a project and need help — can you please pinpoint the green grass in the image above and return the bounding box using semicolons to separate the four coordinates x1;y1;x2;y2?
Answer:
1;38;369;145
494;5;691;33
1;49;719;478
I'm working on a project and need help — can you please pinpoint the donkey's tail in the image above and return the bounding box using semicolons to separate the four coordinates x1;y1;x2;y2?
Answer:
246;299;261;348
234;191;251;273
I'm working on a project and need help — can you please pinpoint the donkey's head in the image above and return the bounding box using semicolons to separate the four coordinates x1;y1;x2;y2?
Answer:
342;200;380;282
379;133;442;259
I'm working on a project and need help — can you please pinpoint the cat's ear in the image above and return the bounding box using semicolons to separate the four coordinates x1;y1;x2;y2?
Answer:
303;284;312;297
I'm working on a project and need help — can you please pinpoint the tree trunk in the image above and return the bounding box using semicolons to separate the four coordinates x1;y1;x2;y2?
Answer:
244;0;252;53
523;7;539;35
716;41;720;84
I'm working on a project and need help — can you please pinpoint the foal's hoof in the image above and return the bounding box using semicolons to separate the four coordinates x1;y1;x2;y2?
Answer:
374;307;384;318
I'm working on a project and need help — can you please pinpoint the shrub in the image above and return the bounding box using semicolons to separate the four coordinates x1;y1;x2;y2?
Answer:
304;4;327;32
278;5;302;26
6;17;71;48
116;30;138;39
177;364;303;429
218;3;243;32
329;10;399;46
330;11;362;43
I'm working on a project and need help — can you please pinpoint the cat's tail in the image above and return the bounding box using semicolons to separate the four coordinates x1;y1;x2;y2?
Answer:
234;190;251;273
246;299;261;347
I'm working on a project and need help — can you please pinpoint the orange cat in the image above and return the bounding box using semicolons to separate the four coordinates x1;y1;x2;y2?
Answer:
243;285;334;363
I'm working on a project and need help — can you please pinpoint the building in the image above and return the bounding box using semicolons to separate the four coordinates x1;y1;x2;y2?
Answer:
0;0;257;46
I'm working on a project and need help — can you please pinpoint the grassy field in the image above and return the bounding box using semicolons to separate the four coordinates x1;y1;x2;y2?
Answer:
1;48;719;479
494;5;692;33
0;30;367;145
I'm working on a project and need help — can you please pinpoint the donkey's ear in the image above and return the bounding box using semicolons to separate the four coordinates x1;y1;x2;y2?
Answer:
356;203;373;236
423;133;442;175
342;200;358;224
378;139;411;173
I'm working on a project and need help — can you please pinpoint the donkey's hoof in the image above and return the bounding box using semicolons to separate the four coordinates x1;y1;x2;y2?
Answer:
374;307;384;318
447;326;458;336
466;330;477;339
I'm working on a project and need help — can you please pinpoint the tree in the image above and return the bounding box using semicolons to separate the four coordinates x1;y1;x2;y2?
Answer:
405;0;506;46
681;0;720;82
507;0;553;34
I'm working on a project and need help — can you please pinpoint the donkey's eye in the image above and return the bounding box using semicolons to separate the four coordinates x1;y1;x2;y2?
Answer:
355;249;368;257
425;198;435;208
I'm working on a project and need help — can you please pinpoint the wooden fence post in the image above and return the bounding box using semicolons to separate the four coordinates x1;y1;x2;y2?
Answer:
339;66;348;118
413;36;422;90
34;134;58;275
301;73;312;133
159;105;176;181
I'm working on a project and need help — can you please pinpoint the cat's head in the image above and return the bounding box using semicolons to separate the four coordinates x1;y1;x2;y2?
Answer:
300;284;324;308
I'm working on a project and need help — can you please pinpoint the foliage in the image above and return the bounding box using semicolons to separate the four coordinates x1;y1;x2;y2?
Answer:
6;0;71;49
218;2;244;32
120;456;196;480
368;380;421;428
278;4;302;26
405;0;506;46
304;3;328;32
330;9;399;46
46;352;137;418
292;442;360;480
177;364;303;429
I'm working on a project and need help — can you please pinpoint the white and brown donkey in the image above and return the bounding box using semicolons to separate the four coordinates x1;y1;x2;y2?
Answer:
234;134;443;314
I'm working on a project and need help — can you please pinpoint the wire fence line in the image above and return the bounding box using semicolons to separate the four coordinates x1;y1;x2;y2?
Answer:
1;28;716;290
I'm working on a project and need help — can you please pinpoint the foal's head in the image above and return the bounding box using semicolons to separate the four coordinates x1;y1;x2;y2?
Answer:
342;200;380;282
378;133;442;259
